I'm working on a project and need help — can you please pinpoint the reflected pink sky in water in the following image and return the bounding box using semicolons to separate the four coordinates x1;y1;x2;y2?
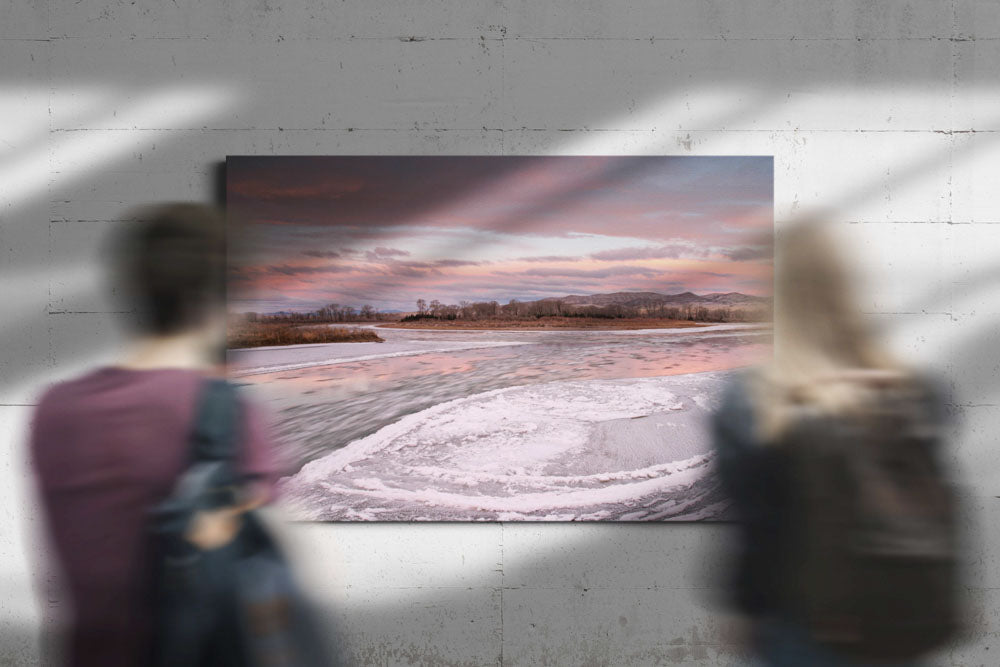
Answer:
242;334;769;401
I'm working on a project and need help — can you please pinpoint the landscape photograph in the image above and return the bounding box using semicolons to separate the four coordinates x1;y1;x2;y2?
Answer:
226;155;773;521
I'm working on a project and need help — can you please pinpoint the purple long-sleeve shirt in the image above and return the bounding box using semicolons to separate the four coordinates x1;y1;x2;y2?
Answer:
30;367;279;667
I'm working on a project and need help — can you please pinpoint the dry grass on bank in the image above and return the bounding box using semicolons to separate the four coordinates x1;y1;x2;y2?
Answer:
228;322;384;349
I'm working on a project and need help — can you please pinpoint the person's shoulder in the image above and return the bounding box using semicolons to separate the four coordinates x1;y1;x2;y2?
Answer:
30;369;116;447
33;368;108;411
35;367;202;412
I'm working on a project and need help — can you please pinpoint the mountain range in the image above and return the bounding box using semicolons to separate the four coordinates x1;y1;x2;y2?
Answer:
536;290;770;308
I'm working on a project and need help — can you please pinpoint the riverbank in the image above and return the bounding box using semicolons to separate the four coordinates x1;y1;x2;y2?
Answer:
228;322;384;349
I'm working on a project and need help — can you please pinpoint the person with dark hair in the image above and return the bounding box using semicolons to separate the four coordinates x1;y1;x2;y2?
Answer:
30;204;279;666
114;202;228;341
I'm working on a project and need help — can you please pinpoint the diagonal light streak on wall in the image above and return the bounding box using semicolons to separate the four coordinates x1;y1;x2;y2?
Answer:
0;85;242;211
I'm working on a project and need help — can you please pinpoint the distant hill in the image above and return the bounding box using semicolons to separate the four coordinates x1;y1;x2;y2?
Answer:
537;290;770;309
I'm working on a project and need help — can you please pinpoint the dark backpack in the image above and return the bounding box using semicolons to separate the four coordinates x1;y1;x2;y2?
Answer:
780;377;962;661
149;379;336;667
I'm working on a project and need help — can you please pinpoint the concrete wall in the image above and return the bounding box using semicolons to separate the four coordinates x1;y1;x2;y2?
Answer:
2;1;998;664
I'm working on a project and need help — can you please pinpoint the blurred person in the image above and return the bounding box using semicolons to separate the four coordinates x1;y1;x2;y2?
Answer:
29;204;280;666
711;222;963;666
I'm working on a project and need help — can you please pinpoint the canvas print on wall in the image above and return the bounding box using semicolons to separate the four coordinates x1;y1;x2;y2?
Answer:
226;156;773;521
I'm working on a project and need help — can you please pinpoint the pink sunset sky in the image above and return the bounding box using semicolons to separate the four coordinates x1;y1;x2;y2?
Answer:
227;156;773;313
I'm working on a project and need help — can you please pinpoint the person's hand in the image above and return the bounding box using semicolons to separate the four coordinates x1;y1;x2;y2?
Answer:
184;482;269;550
185;506;242;550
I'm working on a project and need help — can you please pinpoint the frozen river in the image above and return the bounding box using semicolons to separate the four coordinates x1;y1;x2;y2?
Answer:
228;324;770;521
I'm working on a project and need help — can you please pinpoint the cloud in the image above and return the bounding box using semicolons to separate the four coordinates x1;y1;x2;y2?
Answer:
694;271;738;279
590;244;708;261
516;255;585;263
300;250;342;259
433;259;482;267
373;246;409;257
227;157;773;252
357;253;484;277
505;265;662;279
640;209;704;220
267;264;352;276
365;247;411;261
377;260;442;278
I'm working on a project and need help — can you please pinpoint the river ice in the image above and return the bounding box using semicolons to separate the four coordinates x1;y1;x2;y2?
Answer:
231;324;769;521
280;372;734;521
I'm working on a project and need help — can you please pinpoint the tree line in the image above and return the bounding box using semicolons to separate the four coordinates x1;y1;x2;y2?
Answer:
239;302;395;324
237;297;770;325
403;298;769;323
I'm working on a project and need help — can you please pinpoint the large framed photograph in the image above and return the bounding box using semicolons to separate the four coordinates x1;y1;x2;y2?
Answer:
227;156;772;521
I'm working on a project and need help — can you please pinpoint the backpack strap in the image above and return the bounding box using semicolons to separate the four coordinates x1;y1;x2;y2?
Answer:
184;378;243;508
190;378;241;463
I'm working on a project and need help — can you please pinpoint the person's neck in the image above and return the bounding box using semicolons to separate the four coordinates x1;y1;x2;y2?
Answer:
118;330;215;371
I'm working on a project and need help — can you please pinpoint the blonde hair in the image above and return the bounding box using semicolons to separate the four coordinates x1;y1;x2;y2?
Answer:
753;221;903;441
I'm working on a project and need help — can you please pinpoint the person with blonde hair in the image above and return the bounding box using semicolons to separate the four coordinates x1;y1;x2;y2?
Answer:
712;221;961;666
